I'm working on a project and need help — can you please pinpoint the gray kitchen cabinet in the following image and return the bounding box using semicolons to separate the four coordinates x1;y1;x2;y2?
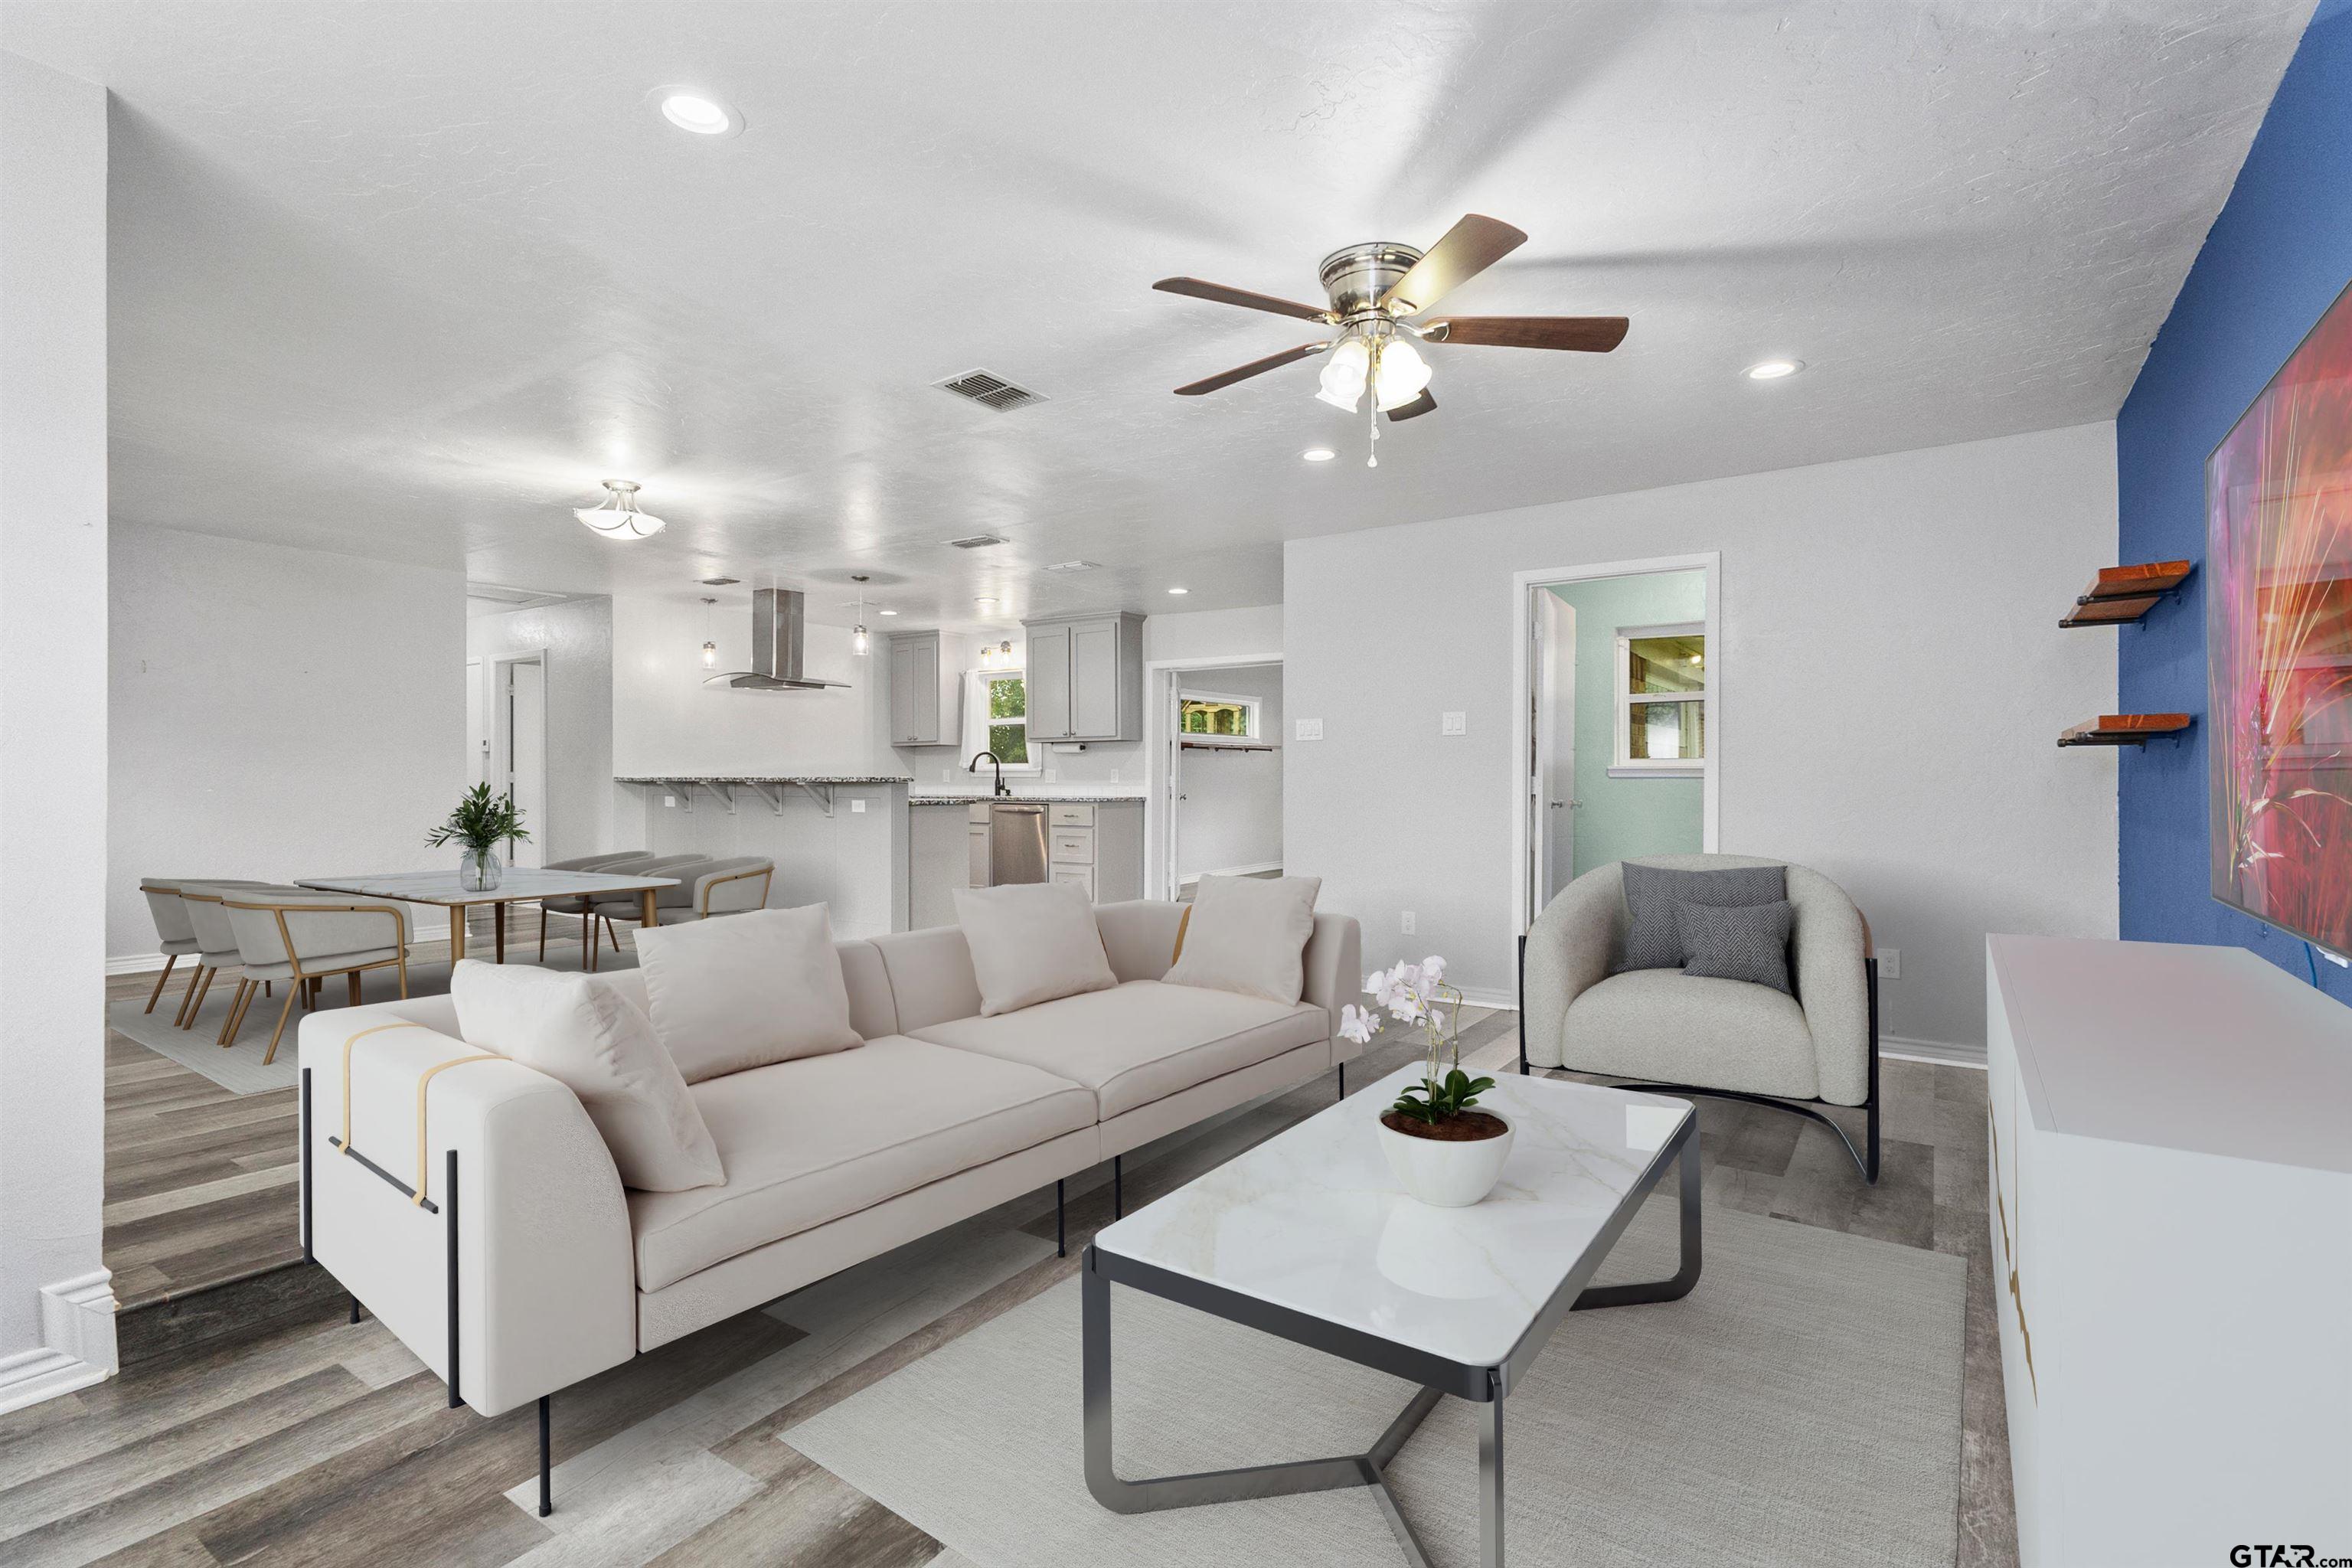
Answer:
1021;612;1143;743
887;629;962;747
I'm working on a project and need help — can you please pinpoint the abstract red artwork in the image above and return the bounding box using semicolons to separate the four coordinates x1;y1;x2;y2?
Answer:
2209;279;2352;955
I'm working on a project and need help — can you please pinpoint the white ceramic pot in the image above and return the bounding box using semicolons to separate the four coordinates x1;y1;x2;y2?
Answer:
1377;1111;1514;1208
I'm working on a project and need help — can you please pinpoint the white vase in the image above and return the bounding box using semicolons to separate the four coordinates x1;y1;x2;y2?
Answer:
1377;1110;1514;1208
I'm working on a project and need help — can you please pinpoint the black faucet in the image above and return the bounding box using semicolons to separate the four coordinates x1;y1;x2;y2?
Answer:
969;750;1010;798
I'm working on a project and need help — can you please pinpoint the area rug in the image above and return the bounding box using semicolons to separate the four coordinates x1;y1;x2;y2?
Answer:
107;940;637;1094
784;1195;1965;1568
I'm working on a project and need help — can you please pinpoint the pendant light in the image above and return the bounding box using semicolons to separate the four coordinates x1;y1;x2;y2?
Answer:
698;596;719;668
574;480;667;541
850;576;871;656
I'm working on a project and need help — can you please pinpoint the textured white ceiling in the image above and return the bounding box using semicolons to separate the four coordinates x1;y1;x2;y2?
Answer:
3;1;2312;629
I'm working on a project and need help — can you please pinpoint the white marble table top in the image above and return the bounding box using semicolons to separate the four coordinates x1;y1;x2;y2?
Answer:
1094;1065;1693;1367
296;868;681;906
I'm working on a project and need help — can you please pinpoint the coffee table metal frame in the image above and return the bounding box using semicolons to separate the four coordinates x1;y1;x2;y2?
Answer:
1082;1111;1700;1568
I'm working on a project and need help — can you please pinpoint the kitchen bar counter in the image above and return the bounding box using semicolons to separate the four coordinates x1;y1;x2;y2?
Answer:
908;791;1145;805
615;774;913;785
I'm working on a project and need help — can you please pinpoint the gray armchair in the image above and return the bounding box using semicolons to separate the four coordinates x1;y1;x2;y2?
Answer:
1521;852;1880;1181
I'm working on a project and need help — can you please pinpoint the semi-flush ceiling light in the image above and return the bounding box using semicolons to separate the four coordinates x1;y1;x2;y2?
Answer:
574;480;666;541
1744;358;1802;381
1302;447;1336;462
699;596;719;668
661;93;736;135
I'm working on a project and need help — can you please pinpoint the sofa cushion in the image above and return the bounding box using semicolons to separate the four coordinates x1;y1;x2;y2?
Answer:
634;904;862;1083
450;959;724;1192
952;882;1118;1016
1164;874;1322;1004
1563;968;1818;1099
910;978;1326;1120
627;1036;1095;1291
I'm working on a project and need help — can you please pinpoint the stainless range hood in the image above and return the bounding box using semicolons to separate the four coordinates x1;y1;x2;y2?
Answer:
703;588;850;691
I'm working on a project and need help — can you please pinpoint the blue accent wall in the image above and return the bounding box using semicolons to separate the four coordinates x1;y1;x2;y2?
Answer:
2116;0;2352;997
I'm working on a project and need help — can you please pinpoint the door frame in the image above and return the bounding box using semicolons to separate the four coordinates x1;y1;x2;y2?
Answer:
1143;650;1283;901
490;650;548;867
1508;552;1720;942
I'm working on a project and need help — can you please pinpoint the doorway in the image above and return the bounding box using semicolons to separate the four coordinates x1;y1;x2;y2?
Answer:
1145;656;1284;900
1512;554;1720;933
492;654;547;868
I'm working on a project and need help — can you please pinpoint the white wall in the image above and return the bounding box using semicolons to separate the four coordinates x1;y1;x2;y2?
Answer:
1285;423;2120;1047
1145;604;1283;665
1175;662;1283;880
109;525;467;959
1;51;116;1409
469;598;614;864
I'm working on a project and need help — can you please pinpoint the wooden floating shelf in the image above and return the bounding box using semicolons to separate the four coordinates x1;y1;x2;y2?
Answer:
2058;560;2194;629
2057;714;2194;749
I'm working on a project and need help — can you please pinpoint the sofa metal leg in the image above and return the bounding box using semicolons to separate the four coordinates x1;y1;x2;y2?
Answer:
537;1395;553;1517
446;1148;462;1409
1337;1062;1345;1101
1864;956;1883;1184
1517;933;1530;1075
1112;1156;1122;1220
1056;1179;1066;1258
349;1294;361;1325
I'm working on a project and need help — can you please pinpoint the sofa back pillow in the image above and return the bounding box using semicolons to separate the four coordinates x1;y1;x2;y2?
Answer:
634;904;862;1082
1616;861;1787;972
952;882;1118;1016
1164;874;1323;1004
1672;898;1796;995
449;959;724;1191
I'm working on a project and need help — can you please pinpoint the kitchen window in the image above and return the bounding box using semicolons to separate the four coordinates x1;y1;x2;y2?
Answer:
967;668;1038;769
1612;623;1705;777
1178;691;1260;743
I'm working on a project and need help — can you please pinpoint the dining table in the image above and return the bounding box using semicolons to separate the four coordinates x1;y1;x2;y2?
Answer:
295;867;681;964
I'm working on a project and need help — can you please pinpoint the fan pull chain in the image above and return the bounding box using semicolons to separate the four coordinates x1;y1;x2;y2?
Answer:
1366;397;1380;468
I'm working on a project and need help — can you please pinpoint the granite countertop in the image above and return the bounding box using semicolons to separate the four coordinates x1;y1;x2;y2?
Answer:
613;775;914;785
908;792;1147;806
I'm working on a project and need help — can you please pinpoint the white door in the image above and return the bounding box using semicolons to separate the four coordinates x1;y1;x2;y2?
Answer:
505;658;547;868
465;658;487;786
1531;590;1576;921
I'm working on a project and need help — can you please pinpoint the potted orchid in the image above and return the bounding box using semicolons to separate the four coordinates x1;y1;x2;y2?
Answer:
1342;956;1512;1207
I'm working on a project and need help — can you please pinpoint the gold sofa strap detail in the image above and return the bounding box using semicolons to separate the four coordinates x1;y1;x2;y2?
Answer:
1171;905;1191;965
341;1022;433;1152
413;1055;499;1205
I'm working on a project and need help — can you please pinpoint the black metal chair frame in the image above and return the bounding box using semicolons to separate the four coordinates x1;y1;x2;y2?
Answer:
1516;935;1881;1184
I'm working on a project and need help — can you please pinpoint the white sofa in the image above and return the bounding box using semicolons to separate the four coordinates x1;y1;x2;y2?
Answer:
298;897;1360;1507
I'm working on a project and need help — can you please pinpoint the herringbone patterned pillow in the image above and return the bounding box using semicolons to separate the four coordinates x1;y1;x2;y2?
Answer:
1672;897;1795;994
1616;862;1787;972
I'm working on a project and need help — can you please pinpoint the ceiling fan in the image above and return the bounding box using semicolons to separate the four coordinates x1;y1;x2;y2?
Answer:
1154;214;1626;437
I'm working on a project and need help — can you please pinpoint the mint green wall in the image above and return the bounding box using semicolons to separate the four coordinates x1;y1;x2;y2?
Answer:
1550;571;1706;878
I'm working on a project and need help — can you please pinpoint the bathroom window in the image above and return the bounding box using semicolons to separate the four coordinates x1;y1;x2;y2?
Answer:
1612;623;1705;776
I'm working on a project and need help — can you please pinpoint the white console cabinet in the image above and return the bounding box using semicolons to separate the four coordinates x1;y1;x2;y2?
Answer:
1987;936;2352;1568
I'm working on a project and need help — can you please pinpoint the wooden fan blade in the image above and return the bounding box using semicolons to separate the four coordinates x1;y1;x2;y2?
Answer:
1431;315;1628;351
1385;390;1437;421
1380;214;1527;315
1154;277;1335;323
1173;341;1328;396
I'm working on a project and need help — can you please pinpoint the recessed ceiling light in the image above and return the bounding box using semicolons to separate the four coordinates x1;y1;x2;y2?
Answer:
1744;358;1803;381
975;597;998;609
1167;587;1189;596
660;93;737;136
1302;447;1336;462
879;608;899;616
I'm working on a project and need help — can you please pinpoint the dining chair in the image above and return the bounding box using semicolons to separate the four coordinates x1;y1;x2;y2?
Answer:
171;882;286;1032
577;854;713;971
136;879;204;1014
534;851;651;962
588;857;776;943
218;889;412;1063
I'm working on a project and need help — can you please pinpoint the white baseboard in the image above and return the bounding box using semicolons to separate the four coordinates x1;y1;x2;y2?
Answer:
1882;1034;1986;1069
0;1268;117;1415
1454;991;1517;1011
1177;861;1284;884
106;952;166;976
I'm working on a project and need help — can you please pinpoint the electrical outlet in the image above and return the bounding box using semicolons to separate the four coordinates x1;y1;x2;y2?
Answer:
849;798;867;814
942;769;953;782
1111;769;1121;782
1402;910;1416;935
1441;711;1466;736
663;794;676;808
1296;718;1324;741
1878;948;1900;980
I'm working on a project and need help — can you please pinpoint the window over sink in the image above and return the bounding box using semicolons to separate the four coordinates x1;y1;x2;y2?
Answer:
966;668;1039;770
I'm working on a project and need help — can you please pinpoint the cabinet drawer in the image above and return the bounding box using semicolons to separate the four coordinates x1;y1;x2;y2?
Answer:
1050;865;1095;900
1048;803;1095;827
1050;828;1094;865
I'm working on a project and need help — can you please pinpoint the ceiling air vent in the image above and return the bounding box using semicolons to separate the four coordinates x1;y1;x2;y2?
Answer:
1044;560;1102;573
936;368;1047;412
944;533;1008;550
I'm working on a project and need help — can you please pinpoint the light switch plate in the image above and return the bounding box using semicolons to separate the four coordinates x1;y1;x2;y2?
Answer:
1441;711;1466;736
850;799;867;813
663;794;676;808
1296;718;1324;741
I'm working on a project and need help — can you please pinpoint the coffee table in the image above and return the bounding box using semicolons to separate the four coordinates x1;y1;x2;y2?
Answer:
296;868;680;965
1083;1063;1699;1567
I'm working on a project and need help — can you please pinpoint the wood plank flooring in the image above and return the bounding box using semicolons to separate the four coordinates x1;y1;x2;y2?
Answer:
51;998;2018;1568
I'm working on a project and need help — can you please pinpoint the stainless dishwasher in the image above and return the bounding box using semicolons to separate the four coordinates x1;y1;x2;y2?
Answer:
966;802;1047;887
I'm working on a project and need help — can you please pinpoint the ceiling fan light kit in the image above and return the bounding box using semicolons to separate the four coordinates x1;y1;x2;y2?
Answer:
1155;215;1628;464
573;479;667;541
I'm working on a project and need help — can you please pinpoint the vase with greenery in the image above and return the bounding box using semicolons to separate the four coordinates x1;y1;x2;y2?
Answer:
1342;957;1514;1206
427;782;528;892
